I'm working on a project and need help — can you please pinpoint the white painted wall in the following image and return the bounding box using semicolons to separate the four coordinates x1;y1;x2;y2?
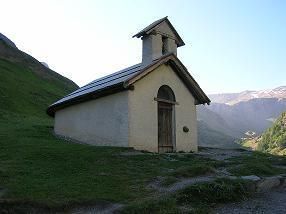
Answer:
128;64;198;152
54;91;129;147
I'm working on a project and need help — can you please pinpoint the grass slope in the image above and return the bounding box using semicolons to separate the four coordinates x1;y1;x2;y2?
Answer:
242;112;286;155
0;48;223;209
258;112;286;155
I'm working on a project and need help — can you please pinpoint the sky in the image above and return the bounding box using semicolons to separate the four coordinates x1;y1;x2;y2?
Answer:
1;0;285;94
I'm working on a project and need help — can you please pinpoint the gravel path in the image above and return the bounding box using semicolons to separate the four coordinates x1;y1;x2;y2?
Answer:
148;175;216;194
213;187;286;214
197;148;252;161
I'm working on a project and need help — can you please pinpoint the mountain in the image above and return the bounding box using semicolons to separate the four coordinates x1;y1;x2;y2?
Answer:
0;33;17;49
243;112;286;155
0;39;78;117
197;105;241;137
197;105;241;148
209;86;286;105
206;98;286;137
258;112;286;155
198;120;239;149
197;86;286;149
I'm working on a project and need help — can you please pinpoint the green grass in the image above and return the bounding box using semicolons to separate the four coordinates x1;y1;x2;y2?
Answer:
176;178;250;204
120;197;180;214
171;164;214;178
226;152;286;176
0;58;77;117
258;112;286;154
159;156;222;187
121;178;251;213
0;113;219;208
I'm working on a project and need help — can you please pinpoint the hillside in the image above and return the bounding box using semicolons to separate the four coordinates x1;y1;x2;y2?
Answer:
0;33;17;49
197;106;240;148
197;105;242;137
198;120;239;149
248;112;286;155
0;40;78;116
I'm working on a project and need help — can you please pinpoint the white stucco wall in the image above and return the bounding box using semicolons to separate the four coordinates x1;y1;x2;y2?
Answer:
128;64;198;152
54;91;129;147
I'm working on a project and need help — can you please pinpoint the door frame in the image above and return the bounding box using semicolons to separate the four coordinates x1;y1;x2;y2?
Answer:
157;100;176;153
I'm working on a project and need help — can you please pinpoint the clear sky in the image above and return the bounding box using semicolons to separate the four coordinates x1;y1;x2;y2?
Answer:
1;0;285;93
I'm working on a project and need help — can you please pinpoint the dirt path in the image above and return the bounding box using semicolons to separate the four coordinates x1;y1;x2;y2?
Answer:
213;187;286;214
197;147;252;161
148;175;216;194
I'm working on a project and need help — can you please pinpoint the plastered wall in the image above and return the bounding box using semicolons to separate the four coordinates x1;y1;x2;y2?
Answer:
128;64;198;152
54;91;129;147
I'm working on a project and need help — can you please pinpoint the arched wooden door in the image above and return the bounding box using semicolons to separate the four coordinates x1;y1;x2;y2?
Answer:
157;85;176;153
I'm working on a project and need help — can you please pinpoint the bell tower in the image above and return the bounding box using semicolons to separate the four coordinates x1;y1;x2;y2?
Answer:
133;17;185;66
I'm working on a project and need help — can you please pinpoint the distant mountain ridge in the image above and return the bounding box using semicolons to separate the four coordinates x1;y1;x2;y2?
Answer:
209;86;286;105
206;98;286;137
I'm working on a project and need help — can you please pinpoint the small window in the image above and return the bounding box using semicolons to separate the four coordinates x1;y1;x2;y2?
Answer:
162;37;168;55
157;85;176;101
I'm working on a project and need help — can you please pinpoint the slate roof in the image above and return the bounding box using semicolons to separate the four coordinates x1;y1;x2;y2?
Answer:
51;63;142;106
133;17;185;47
47;54;210;117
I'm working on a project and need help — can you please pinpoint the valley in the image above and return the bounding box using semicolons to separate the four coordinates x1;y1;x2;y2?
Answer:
198;87;286;150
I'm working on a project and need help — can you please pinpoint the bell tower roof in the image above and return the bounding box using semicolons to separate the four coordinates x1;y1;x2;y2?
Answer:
133;16;185;47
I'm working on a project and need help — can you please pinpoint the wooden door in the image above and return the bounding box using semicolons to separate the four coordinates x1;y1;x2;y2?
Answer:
158;102;173;153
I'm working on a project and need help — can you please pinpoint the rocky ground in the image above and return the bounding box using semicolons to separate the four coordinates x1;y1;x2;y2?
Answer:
213;187;286;214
